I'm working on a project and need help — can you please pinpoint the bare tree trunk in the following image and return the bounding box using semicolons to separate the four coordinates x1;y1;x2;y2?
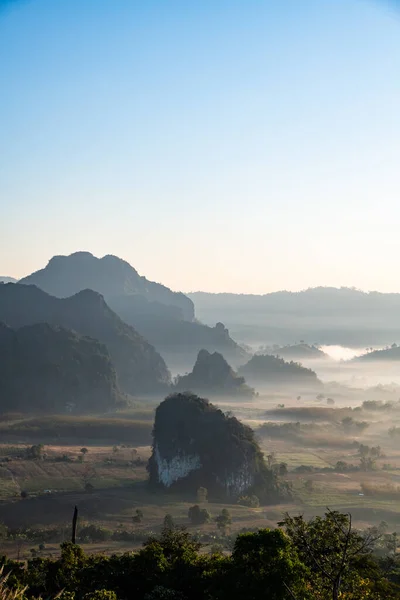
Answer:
72;505;78;544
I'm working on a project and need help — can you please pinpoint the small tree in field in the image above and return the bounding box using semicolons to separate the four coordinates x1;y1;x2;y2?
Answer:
163;514;175;530
80;448;88;460
215;509;231;535
188;505;211;525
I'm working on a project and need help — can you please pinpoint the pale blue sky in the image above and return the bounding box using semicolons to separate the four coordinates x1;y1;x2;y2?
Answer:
1;0;400;293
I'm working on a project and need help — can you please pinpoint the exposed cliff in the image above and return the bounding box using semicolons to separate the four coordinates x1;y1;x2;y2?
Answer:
238;354;321;386
19;251;194;321
0;283;171;395
175;349;254;397
148;393;283;501
0;322;121;413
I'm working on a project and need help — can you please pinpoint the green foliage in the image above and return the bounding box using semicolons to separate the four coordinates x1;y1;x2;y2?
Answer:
163;515;175;531
79;524;111;543
84;591;117;600
279;510;391;600
1;513;400;600
25;445;44;460
215;509;231;535
0;323;120;414
148;393;284;503
188;505;211;525
237;495;260;508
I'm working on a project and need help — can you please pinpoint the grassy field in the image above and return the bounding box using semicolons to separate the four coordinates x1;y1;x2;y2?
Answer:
1;399;400;560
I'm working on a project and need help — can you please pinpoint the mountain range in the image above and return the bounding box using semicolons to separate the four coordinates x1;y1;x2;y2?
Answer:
19;252;246;370
0;283;171;395
189;288;400;347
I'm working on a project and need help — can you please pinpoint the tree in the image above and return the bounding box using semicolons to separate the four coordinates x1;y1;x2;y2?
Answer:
225;528;308;600
26;444;44;460
80;448;88;459
279;510;382;600
266;453;276;469
237;495;260;508
163;514;175;531
132;509;144;524
188;505;211;525
215;509;231;535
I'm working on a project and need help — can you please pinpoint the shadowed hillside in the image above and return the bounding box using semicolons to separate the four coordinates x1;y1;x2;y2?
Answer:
238;354;321;385
19;252;247;370
0;283;171;395
175;349;254;397
0;322;121;413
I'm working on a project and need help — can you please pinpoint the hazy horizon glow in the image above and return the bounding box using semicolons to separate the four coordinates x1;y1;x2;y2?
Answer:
1;0;400;293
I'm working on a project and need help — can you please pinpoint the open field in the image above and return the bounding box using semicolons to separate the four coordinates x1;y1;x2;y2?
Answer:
1;392;400;560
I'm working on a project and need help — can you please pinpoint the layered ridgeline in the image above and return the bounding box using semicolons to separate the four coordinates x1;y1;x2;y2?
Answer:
19;252;246;369
354;345;400;362
148;393;284;502
268;343;328;361
238;354;321;386
189;288;400;347
0;277;17;283
0;323;120;413
175;349;254;397
0;284;170;395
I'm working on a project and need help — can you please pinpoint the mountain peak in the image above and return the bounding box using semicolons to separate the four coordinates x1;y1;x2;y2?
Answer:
20;251;194;320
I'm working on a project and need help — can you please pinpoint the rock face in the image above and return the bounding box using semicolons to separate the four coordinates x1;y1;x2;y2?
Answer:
175;349;254;397
0;322;120;413
19;251;194;321
238;354;320;385
0;283;171;395
148;393;279;499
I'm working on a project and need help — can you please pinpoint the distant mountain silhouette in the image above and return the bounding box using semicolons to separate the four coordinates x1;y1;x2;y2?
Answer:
0;283;171;395
238;354;320;385
354;345;400;362
0;277;17;283
0;322;121;413
189;287;400;347
267;343;328;361
175;349;254;397
20;252;247;370
20;251;194;320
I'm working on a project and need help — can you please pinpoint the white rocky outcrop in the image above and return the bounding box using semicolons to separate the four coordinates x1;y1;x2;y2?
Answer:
154;444;202;487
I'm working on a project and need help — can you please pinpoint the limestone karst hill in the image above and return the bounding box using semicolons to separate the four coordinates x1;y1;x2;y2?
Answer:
0;283;171;395
0;322;121;413
19;252;247;371
148;392;286;502
174;349;254;397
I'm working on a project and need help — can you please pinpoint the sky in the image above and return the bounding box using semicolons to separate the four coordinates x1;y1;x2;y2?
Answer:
1;0;400;294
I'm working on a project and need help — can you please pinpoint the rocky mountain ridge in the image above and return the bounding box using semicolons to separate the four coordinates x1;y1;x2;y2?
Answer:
0;283;171;395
